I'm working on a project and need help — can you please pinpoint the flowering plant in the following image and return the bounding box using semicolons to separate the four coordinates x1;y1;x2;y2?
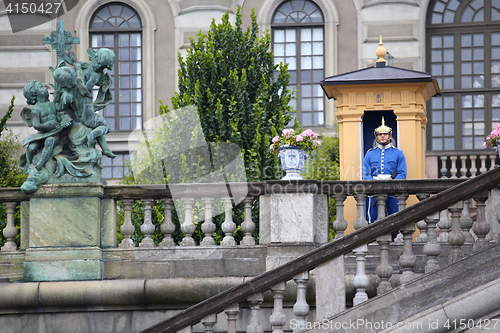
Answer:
483;124;500;148
270;128;321;153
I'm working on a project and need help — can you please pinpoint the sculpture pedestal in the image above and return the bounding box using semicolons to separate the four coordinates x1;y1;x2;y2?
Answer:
22;184;116;282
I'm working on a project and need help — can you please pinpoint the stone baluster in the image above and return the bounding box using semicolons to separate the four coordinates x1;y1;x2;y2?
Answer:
460;199;474;243
440;155;448;178
139;199;155;248
352;193;369;305
393;193;408;243
1;202;18;252
159;198;175;247
396;193;417;284
332;194;347;240
247;293;264;333
119;199;135;248
479;155;487;174
241;197;256;245
470;155;478;177
201;314;217;333
472;192;490;252
180;197;196;246
448;201;465;263
415;193;430;243
423;212;441;273
353;193;367;231
489;154;498;170
449;156;458;178
200;197;215;246
376;234;392;294
293;272;310;333
225;304;239;333
221;198;236;246
352;246;369;305
374;194;392;294
270;282;287;333
459;155;468;178
437;209;451;243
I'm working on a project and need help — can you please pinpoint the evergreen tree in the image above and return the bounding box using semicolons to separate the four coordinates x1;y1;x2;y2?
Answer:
0;96;27;247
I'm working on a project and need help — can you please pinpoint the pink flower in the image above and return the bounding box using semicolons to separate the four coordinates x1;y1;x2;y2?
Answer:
484;142;488;148
270;144;274;151
272;136;280;143
301;129;317;139
296;135;303;142
282;129;294;136
487;136;491;141
314;140;321;146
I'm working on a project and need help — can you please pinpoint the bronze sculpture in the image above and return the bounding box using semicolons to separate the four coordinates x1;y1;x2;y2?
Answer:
19;21;115;193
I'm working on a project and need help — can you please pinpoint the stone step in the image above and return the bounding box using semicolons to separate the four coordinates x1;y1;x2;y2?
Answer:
307;242;500;333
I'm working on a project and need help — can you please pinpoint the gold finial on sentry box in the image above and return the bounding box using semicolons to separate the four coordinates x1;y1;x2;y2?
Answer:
376;35;387;63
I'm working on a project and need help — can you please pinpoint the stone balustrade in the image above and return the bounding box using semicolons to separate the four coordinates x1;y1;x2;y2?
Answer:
427;151;499;178
1;174;500;332
135;169;500;332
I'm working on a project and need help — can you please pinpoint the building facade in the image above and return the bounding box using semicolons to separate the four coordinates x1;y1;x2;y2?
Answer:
0;0;496;180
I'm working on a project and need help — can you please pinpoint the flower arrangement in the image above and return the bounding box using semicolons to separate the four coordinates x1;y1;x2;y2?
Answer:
483;124;500;148
270;128;321;153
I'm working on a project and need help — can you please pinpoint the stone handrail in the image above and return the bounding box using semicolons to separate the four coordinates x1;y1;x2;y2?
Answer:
140;166;500;333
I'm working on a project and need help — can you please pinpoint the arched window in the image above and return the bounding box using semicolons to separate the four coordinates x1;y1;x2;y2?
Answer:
272;0;325;126
90;3;142;131
427;0;500;150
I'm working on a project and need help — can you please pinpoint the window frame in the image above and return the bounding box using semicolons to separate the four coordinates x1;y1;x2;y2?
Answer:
426;0;500;151
89;3;143;132
271;0;326;127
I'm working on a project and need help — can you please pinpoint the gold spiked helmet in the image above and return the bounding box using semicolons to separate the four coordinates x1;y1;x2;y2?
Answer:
374;117;392;136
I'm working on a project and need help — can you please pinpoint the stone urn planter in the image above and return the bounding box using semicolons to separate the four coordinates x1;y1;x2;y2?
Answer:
277;145;307;180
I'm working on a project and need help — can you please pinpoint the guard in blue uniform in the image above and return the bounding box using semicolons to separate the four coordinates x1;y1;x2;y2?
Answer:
363;117;407;223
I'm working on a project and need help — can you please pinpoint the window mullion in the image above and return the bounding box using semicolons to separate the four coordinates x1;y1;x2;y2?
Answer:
114;32;120;128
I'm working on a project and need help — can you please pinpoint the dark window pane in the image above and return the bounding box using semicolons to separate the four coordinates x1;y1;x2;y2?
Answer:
432;64;443;75
432;138;443;150
444;110;454;121
444;138;454;149
443;63;454;75
473;48;484;60
462;49;472;61
444;96;454;108
432;124;443;136
462;34;472;47
443;49;453;60
462;7;475;22
474;9;484;22
120;117;130;130
443;77;454;89
462;76;472;88
462;62;472;74
462;110;473;121
443;35;454;47
433;110;443;122
432;35;442;48
444;123;454;135
301;112;312;125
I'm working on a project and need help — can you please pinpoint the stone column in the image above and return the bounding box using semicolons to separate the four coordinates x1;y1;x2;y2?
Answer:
22;184;116;281
259;186;338;319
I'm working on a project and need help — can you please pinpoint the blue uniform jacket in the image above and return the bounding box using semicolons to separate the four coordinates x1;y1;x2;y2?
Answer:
363;145;407;180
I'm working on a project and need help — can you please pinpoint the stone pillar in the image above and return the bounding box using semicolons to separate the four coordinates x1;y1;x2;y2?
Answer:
22;184;116;282
259;187;340;319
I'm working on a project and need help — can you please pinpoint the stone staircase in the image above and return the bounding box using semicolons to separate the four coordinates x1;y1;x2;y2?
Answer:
304;241;500;333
